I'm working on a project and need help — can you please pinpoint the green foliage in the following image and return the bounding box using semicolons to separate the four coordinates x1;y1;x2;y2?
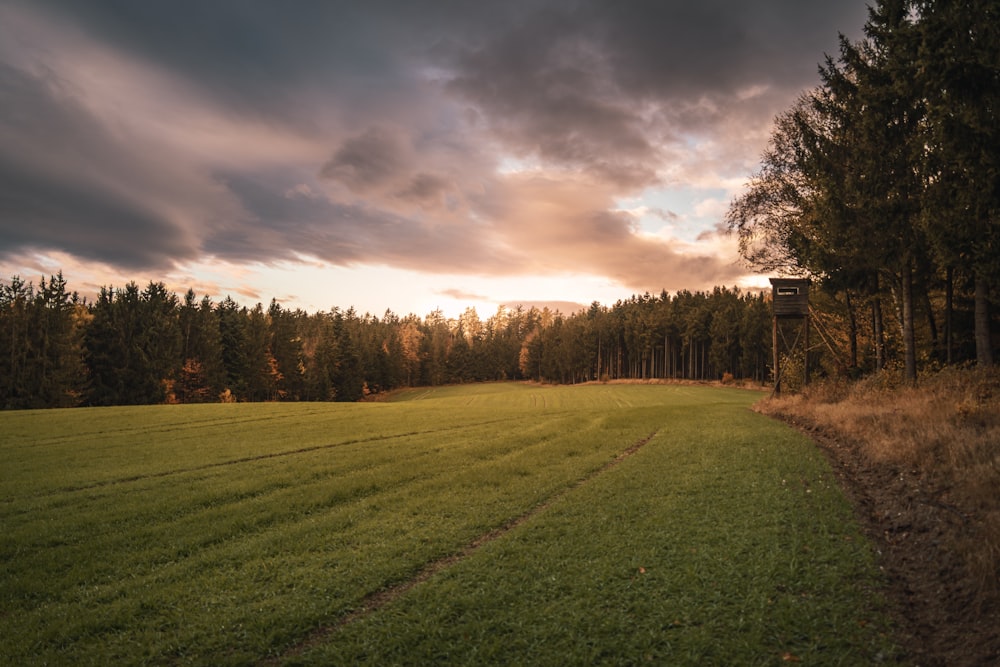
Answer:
3;276;777;408
727;0;999;375
0;384;897;664
84;282;182;405
177;290;226;402
0;273;86;408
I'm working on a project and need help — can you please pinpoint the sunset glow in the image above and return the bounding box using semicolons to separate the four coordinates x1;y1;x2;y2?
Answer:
0;1;869;316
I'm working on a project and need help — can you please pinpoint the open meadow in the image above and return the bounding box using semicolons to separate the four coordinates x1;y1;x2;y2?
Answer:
1;383;898;665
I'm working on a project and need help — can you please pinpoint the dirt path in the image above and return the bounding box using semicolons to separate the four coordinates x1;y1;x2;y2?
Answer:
785;419;999;667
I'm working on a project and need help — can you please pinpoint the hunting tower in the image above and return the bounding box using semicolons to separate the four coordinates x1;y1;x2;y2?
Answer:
770;278;810;394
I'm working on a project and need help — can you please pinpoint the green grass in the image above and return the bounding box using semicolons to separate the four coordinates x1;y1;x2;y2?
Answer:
0;383;898;665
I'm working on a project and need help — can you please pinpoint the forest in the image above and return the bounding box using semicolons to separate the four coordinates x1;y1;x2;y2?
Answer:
0;273;778;408
1;0;997;409
727;0;999;381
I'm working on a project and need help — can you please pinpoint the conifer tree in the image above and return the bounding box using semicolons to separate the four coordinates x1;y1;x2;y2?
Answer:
31;273;85;407
0;276;32;406
217;296;250;400
177;291;226;402
331;308;365;401
268;300;306;400
917;0;999;366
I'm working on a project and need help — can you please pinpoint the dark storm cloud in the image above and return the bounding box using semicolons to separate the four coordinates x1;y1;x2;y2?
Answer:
443;0;869;185
16;0;420;126
0;159;188;269
0;0;870;290
585;2;861;97
320;126;412;193
443;9;662;188
0;61;203;268
396;173;450;206
204;171;521;275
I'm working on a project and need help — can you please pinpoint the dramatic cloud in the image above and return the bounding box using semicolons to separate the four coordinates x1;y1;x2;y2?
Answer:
0;0;871;313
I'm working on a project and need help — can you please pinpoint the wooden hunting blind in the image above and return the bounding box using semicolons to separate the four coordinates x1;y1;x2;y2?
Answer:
770;278;810;317
769;278;810;394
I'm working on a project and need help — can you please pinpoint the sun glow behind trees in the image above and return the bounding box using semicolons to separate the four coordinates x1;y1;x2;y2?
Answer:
0;274;776;408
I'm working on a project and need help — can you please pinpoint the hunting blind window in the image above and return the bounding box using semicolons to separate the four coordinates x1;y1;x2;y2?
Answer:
769;278;810;317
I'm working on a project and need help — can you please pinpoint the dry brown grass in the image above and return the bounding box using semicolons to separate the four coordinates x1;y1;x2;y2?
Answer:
757;367;1000;598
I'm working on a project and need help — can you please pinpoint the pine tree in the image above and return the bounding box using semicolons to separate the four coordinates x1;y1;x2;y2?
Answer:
176;291;225;402
217;296;250;399
244;304;280;401
0;276;33;406
331;308;365;401
31;273;85;407
139;282;181;402
268;300;305;400
918;0;1000;366
301;312;339;401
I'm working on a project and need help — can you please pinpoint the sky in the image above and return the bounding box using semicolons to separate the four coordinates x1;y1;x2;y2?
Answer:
0;0;871;319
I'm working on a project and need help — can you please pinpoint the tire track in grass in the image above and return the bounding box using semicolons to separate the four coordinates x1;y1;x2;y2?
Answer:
260;428;660;667
10;416;550;502
2;408;337;451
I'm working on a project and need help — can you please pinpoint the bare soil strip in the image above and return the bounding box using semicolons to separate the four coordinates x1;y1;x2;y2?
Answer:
259;429;659;666
784;419;1000;667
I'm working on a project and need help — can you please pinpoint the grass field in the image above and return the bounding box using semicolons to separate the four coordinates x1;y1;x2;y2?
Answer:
0;383;898;665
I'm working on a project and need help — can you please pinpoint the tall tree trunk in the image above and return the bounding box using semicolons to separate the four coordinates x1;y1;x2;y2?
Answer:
663;337;668;377
873;295;886;371
803;314;810;386
902;260;917;383
772;314;780;394
945;266;954;365
921;276;938;353
846;290;858;369
975;272;994;367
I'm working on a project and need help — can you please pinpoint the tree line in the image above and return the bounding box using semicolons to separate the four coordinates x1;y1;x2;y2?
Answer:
727;0;998;381
1;273;779;408
5;1;997;408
